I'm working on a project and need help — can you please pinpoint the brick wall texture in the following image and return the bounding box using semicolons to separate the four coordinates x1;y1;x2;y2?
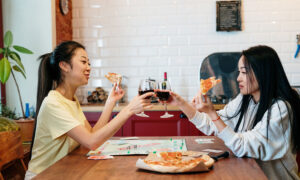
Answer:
72;0;300;101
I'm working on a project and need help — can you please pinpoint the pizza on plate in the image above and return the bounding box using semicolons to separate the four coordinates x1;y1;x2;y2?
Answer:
200;77;221;95
142;151;214;173
105;72;122;84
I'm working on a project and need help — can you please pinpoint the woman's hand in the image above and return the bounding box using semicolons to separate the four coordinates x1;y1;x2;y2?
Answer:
165;91;197;119
107;83;125;103
167;91;186;106
191;93;215;114
125;92;154;115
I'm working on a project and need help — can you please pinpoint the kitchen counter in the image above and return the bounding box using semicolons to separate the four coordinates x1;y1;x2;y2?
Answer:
81;103;225;112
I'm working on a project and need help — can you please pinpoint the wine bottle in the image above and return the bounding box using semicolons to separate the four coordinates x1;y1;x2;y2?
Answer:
162;72;167;89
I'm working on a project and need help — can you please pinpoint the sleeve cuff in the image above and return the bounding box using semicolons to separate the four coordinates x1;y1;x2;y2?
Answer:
189;111;219;136
189;111;206;126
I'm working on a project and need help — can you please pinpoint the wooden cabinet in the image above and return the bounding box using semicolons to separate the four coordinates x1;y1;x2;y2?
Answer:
123;111;188;136
83;111;205;137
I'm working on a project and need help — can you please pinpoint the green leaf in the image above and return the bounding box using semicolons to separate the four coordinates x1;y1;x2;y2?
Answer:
9;52;25;72
0;48;4;54
13;45;33;54
12;65;26;79
4;31;13;48
7;49;20;59
0;57;11;83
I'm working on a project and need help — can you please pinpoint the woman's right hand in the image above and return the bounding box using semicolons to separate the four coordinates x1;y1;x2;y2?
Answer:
167;91;186;106
107;83;125;103
126;92;154;114
191;93;215;114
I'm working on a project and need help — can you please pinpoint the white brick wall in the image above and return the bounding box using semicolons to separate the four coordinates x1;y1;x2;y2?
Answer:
73;0;300;102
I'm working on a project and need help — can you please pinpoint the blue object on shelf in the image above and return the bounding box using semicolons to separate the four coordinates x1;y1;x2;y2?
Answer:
295;44;300;58
88;91;92;96
25;103;30;118
296;34;300;58
30;106;36;118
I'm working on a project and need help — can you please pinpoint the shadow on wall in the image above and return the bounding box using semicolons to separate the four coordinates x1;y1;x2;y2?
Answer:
200;52;241;104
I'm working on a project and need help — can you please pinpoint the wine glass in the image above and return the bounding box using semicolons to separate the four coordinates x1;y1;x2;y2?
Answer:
157;80;174;118
136;79;157;117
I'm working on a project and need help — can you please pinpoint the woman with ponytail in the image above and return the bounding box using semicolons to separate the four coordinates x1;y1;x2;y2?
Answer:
167;45;300;179
25;41;153;179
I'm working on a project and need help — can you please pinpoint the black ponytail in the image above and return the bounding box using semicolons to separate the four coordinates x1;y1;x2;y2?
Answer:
36;53;53;116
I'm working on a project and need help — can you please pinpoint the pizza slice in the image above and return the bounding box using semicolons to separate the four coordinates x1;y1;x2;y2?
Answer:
105;72;122;85
142;151;214;173
200;77;221;95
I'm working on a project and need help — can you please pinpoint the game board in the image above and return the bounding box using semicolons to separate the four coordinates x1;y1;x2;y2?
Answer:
87;139;187;156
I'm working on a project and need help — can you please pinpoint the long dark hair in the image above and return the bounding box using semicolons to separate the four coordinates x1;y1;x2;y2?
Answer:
30;41;85;158
233;45;300;153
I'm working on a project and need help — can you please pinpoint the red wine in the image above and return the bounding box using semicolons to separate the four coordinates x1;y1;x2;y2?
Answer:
156;91;170;101
138;90;154;99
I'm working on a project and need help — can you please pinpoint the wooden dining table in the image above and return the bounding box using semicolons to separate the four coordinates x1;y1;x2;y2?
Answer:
33;136;267;180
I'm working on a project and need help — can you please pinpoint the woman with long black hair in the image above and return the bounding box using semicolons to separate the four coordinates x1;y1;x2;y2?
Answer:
168;45;300;179
25;41;153;179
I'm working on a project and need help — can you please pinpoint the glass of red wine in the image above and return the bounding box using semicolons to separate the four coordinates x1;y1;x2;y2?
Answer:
157;80;174;118
136;79;157;117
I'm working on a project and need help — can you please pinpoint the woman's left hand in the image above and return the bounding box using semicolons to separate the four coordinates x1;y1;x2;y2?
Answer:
191;93;215;114
107;83;125;103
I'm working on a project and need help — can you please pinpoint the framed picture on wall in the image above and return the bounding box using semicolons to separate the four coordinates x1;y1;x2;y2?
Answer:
216;1;242;32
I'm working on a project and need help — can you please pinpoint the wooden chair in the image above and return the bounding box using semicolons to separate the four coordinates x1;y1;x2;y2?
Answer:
0;130;27;180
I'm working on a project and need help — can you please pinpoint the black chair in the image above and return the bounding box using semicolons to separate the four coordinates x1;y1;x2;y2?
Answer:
200;52;241;104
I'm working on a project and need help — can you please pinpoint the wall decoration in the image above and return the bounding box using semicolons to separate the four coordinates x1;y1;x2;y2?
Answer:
59;0;69;15
56;0;72;45
216;1;242;31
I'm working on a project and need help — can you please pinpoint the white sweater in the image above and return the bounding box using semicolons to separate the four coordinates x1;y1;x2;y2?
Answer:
190;94;299;180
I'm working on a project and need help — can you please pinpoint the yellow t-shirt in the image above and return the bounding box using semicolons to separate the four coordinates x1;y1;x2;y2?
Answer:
28;90;87;174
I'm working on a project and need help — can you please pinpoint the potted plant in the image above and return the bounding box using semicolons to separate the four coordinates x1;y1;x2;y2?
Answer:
0;30;33;117
0;30;34;142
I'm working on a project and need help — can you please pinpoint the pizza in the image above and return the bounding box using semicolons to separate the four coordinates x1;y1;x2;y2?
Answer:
141;151;214;173
200;77;221;95
105;72;122;84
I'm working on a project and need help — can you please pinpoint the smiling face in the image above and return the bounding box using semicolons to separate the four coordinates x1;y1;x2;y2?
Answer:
65;48;91;87
237;56;260;102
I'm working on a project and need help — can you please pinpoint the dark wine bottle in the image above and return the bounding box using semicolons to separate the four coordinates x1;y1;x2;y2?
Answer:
162;72;167;90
